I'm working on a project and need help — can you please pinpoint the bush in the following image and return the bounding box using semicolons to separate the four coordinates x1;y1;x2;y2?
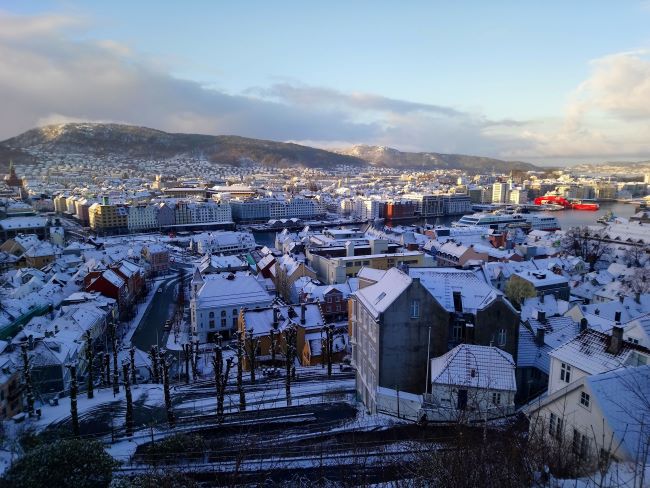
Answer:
139;433;205;464
2;438;117;488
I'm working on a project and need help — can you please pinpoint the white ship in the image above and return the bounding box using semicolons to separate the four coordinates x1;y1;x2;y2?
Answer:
453;212;560;231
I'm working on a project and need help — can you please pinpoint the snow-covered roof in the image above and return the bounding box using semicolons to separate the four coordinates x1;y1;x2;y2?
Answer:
242;303;324;336
0;216;48;230
550;329;650;375
586;365;650;463
196;273;272;309
356;267;387;284
409;267;502;313
101;269;125;288
354;267;412;318
430;344;516;391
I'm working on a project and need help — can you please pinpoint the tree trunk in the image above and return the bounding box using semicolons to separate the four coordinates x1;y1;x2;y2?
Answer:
85;331;94;399
129;347;137;385
237;331;246;411
69;364;80;437
111;324;119;396
21;344;35;416
161;352;175;428
122;362;134;437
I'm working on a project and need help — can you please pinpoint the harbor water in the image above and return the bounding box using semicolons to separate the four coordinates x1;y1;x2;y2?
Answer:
251;202;639;247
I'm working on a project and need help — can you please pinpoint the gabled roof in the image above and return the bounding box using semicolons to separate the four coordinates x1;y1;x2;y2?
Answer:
409;267;503;313
430;344;516;391
586;365;650;463
550;329;650;375
354;267;412;318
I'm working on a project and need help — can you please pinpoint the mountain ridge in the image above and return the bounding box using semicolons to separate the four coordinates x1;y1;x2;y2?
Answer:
1;123;537;172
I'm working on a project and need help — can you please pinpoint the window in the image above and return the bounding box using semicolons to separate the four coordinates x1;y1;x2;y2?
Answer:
492;392;501;405
410;300;420;318
573;429;590;458
497;329;507;347
452;324;463;341
221;318;226;327
549;413;563;439
209;320;215;329
580;391;590;408
221;310;226;317
560;362;571;383
209;311;214;318
232;309;238;316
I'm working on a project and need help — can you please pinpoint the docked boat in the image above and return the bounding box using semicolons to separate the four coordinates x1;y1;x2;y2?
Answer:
453;212;560;231
597;210;615;224
570;200;599;211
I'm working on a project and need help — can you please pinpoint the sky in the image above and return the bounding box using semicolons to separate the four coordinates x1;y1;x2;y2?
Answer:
1;1;650;165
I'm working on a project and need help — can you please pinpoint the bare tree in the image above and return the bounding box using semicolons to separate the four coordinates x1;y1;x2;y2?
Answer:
85;331;94;399
321;324;335;377
129;346;137;385
110;322;119;396
67;363;80;437
192;340;200;380
245;328;260;384
270;328;278;365
212;343;233;423
149;345;159;383
103;352;110;388
122;361;134;437
562;226;612;271
20;343;34;416
160;350;175;428
236;330;246;411
183;342;191;384
284;325;297;406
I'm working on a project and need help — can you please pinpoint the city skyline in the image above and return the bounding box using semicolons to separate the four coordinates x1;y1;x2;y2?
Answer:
1;1;650;165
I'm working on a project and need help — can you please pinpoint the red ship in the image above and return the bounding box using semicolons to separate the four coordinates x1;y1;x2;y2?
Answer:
533;195;599;210
533;195;571;207
570;200;599;211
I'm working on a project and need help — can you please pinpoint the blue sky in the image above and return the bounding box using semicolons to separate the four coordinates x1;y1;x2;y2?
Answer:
1;1;650;164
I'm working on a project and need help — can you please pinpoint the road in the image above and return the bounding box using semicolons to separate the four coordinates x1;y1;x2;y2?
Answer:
130;276;178;351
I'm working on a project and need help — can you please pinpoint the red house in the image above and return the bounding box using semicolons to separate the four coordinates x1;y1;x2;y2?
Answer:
84;269;128;312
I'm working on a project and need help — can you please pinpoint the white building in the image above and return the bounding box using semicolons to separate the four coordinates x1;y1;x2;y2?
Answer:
421;344;517;422
547;327;650;395
527;365;650;465
188;200;232;224
128;204;159;232
190;271;273;341
491;182;509;203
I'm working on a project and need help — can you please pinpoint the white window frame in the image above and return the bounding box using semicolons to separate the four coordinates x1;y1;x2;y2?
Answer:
560;362;571;383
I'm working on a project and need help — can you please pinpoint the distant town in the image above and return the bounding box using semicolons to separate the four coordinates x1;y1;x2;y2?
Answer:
0;154;649;486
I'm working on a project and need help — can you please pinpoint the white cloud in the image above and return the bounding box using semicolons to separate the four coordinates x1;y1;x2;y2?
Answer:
1;11;650;164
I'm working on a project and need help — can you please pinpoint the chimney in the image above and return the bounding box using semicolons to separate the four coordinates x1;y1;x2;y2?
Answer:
345;241;354;258
300;303;306;325
540;294;545;304
607;326;624;355
614;311;621;324
452;291;463;313
635;292;641;304
536;328;545;346
538;310;546;323
619;295;624;304
28;335;34;350
580;318;588;332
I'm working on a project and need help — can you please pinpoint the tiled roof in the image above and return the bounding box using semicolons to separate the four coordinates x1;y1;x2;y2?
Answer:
430;344;516;391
